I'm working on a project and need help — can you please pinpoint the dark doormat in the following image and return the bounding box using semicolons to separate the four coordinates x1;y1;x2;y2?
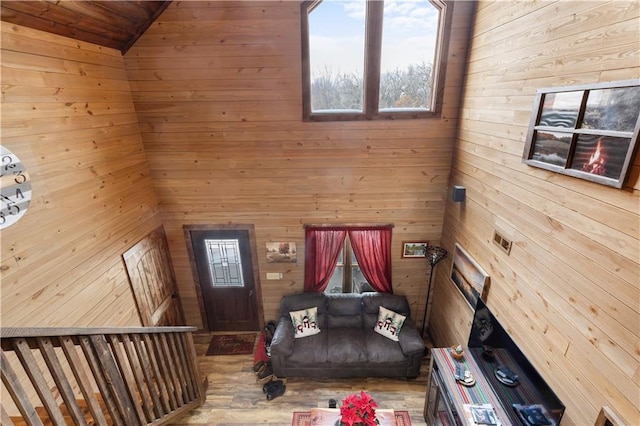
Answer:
205;333;258;356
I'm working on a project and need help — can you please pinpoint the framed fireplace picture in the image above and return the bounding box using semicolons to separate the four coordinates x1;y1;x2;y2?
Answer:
450;243;490;309
523;79;640;188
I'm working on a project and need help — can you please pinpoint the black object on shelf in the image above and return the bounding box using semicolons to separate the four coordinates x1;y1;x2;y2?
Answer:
513;404;555;426
494;365;520;386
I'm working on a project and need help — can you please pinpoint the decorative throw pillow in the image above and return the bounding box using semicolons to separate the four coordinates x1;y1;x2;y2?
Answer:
374;306;406;341
289;306;321;338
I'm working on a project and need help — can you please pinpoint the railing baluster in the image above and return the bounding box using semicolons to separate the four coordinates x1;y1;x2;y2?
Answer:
174;333;196;402
1;350;43;426
151;333;177;412
157;333;183;406
167;333;188;403
145;333;173;414
1;403;17;426
132;334;163;418
121;334;155;422
184;332;206;404
12;339;67;425
106;334;147;424
59;337;109;425
89;335;139;425
79;336;124;426
36;337;87;426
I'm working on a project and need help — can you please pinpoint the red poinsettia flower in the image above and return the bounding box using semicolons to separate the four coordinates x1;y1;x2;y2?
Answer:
339;391;379;426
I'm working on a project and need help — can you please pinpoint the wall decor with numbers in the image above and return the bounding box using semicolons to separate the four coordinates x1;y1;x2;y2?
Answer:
0;146;32;230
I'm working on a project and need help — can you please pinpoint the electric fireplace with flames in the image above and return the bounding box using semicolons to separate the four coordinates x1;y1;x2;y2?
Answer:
523;79;640;188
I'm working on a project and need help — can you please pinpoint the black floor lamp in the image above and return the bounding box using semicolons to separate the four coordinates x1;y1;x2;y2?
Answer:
421;245;448;338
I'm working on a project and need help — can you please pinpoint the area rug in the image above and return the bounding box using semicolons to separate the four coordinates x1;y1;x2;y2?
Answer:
205;333;257;356
291;410;412;426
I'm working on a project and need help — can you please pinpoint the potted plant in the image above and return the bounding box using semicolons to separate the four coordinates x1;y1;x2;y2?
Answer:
338;391;379;426
451;344;464;360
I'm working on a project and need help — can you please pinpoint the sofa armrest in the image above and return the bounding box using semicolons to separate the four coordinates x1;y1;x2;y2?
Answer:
270;317;295;357
398;319;425;355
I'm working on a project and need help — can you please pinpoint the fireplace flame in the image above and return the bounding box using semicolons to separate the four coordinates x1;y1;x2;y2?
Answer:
582;139;606;176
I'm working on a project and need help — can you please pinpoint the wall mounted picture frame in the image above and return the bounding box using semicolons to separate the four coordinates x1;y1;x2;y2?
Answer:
522;79;640;188
594;406;624;426
450;243;490;309
401;241;428;258
266;242;297;263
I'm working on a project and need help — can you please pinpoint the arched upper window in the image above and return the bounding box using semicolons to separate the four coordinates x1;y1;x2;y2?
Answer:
301;0;451;122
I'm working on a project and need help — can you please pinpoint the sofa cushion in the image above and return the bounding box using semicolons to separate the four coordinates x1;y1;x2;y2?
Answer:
374;306;406;341
327;329;368;363
290;306;321;338
288;331;328;364
327;294;363;328
281;293;327;329
364;329;407;363
362;293;410;328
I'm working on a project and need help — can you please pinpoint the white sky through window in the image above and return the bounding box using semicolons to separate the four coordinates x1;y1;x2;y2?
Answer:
309;0;440;77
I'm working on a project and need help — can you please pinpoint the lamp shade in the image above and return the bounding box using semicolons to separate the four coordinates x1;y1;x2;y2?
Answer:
425;245;447;267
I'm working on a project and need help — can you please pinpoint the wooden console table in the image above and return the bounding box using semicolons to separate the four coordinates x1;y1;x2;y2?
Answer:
425;347;560;425
424;348;510;425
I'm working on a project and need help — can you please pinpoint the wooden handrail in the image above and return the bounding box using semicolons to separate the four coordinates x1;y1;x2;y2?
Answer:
1;326;206;426
0;326;197;339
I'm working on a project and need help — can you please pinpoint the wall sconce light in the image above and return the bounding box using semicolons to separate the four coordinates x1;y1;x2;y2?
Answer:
452;186;466;203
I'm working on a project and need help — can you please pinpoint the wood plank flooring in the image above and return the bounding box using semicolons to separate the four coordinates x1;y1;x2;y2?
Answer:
170;333;431;426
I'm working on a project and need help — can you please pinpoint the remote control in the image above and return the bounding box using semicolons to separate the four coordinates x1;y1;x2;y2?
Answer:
455;363;465;381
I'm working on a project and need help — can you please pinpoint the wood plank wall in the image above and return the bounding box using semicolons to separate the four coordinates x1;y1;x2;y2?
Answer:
124;1;475;329
430;1;640;425
0;23;162;328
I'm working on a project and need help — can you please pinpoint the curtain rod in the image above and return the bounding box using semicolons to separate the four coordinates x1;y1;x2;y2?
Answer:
303;223;394;228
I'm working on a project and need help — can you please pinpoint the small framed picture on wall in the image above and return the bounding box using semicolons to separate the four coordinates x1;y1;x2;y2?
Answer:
266;242;297;263
401;241;428;258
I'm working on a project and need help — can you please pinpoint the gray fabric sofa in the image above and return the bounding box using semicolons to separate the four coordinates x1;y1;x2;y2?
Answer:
270;292;425;379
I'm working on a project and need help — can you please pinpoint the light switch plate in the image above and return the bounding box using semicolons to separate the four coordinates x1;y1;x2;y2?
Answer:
266;272;283;280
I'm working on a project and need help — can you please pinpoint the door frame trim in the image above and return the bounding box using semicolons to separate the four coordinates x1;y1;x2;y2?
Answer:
183;223;264;331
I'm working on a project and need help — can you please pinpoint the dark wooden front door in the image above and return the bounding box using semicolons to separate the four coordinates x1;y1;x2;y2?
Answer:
186;225;261;332
123;226;184;326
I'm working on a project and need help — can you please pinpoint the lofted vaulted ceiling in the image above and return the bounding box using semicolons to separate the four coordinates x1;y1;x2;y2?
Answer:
0;1;172;54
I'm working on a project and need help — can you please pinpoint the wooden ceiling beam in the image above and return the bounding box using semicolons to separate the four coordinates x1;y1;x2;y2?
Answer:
0;1;172;54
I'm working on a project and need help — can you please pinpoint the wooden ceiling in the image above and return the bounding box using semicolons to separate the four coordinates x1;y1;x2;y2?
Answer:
0;1;172;54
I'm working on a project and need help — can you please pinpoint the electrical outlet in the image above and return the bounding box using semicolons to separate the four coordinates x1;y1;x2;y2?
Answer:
492;231;512;255
266;272;283;280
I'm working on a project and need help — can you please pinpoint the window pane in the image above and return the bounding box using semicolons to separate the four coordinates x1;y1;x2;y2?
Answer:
309;0;366;112
531;130;572;166
352;266;370;292
569;135;631;179
538;92;583;128
205;239;244;287
379;0;439;111
326;266;344;293
325;248;344;294
582;87;640;132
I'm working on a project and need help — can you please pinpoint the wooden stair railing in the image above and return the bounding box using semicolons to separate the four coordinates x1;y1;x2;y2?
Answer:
1;326;206;425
